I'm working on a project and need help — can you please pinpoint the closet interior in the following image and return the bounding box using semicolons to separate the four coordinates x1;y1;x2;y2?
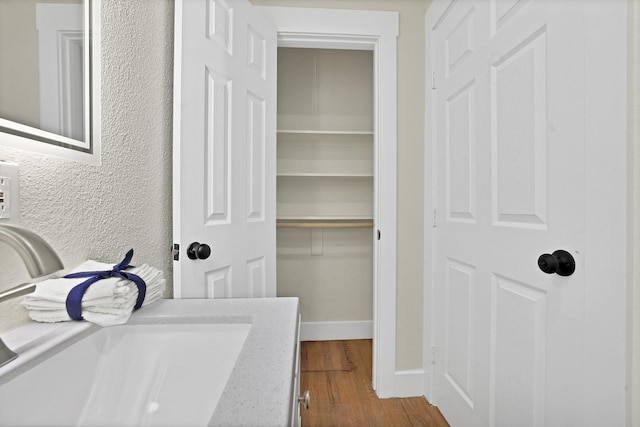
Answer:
275;47;375;340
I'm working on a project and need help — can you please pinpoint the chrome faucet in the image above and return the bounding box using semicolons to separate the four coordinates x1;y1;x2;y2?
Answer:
0;224;63;367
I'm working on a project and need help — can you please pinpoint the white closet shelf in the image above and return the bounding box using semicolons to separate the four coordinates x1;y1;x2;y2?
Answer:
277;218;374;228
277;215;373;220
277;173;373;178
277;129;373;135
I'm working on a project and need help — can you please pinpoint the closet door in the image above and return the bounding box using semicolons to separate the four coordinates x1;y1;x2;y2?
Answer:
426;0;626;425
174;0;277;298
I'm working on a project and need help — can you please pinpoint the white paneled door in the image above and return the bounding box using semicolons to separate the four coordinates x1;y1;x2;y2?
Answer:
427;0;626;426
174;0;277;298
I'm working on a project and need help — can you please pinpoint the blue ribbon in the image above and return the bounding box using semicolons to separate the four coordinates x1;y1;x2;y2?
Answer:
64;249;147;321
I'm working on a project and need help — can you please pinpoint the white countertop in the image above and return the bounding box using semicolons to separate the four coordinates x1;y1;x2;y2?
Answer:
0;297;300;427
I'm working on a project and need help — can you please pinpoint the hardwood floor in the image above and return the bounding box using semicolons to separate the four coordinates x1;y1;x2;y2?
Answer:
300;340;450;427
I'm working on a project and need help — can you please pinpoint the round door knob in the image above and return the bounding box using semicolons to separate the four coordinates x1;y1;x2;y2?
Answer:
187;242;211;260
298;390;310;410
537;249;575;276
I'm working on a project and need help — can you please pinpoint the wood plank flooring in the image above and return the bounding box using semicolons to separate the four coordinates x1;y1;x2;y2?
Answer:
300;340;450;427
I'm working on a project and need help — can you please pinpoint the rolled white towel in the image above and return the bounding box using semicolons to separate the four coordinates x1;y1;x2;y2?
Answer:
25;262;160;300
22;267;164;309
21;256;166;327
27;308;135;327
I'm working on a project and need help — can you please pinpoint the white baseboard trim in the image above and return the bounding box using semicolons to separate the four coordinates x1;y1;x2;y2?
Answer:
300;320;373;341
394;369;425;398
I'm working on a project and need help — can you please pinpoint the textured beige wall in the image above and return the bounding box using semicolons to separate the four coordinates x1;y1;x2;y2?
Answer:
251;0;429;370
0;0;174;332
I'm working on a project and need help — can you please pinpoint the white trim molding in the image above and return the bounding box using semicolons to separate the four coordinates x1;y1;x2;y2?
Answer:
300;321;373;342
394;369;425;398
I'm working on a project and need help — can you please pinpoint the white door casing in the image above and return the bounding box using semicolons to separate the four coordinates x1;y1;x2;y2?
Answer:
259;6;399;397
424;0;627;426
174;0;277;298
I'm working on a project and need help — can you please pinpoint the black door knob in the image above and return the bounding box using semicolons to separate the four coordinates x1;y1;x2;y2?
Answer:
187;242;211;260
537;250;575;276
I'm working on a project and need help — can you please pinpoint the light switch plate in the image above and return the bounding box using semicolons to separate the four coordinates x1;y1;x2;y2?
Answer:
0;160;20;223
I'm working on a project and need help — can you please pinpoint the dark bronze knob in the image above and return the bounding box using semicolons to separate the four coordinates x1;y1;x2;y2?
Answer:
187;242;211;260
538;250;575;276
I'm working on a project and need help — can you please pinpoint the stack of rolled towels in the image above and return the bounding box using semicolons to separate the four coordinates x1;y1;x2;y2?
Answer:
21;251;165;327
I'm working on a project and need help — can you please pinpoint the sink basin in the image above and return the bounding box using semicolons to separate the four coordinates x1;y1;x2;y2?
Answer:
0;322;250;426
0;298;300;427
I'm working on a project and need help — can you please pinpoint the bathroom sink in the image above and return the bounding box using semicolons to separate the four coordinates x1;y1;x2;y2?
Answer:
0;322;250;426
0;298;300;427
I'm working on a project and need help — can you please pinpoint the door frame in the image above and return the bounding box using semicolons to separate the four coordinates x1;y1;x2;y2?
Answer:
423;0;628;422
260;6;399;397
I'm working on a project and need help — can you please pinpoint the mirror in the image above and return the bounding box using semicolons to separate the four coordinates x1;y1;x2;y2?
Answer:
0;0;100;164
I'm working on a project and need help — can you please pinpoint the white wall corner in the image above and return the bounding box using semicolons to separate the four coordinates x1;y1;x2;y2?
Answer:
394;368;425;398
423;6;436;406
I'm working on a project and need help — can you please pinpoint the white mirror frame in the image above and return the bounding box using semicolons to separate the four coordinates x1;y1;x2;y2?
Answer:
0;0;101;165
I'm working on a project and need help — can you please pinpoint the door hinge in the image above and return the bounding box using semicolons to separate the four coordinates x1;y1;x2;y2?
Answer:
431;72;436;90
433;209;437;228
431;345;437;365
172;243;180;261
377;229;381;240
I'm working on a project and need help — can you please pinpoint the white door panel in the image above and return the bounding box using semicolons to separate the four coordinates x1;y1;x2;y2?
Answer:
429;0;592;425
175;0;277;298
